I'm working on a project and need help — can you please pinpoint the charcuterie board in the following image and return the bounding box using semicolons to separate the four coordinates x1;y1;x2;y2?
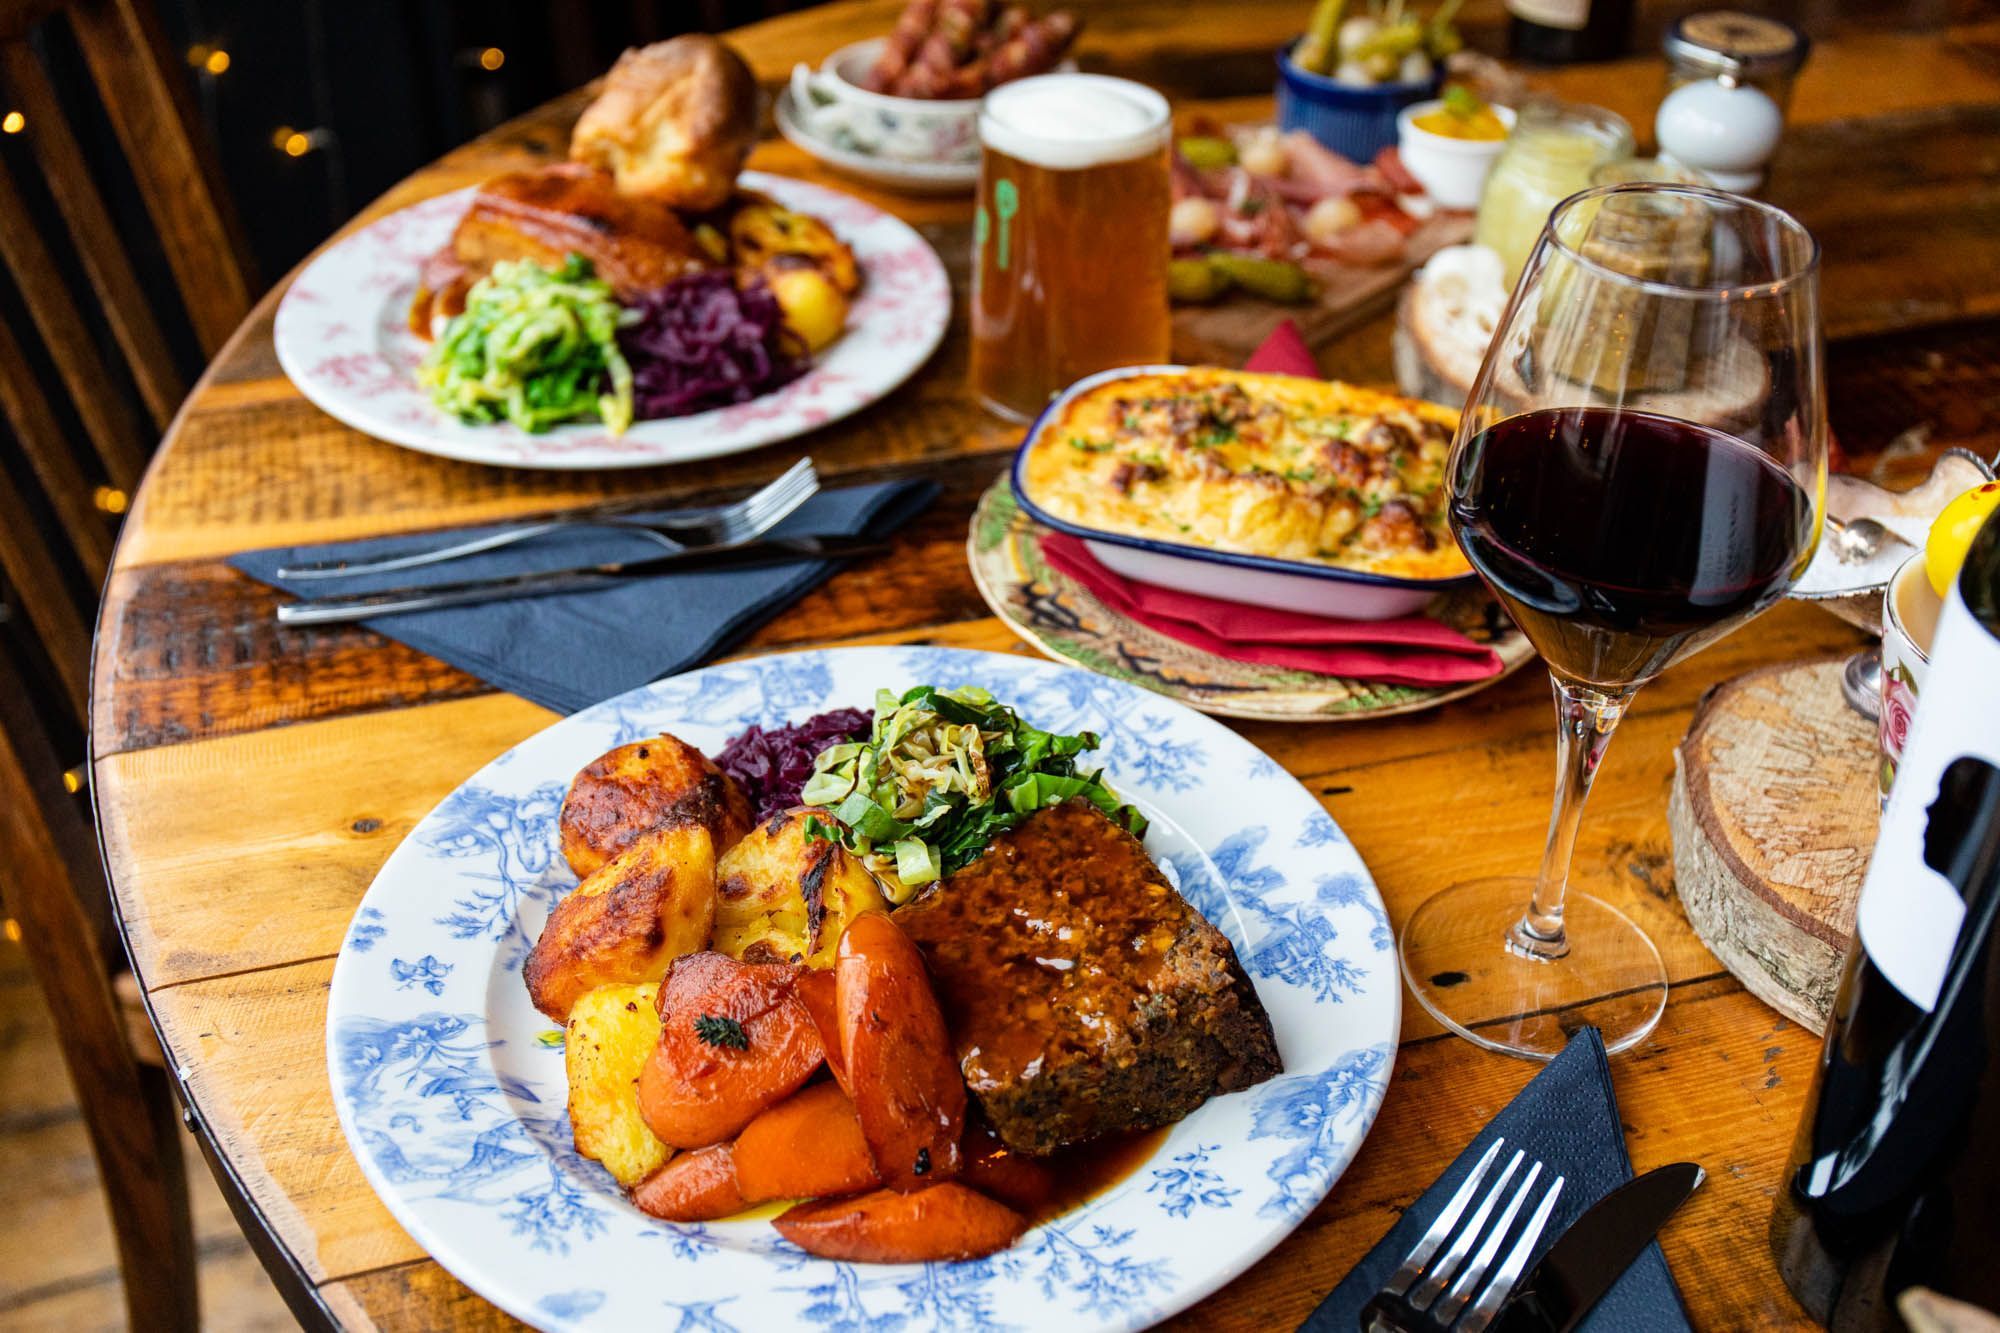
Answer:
1170;211;1473;367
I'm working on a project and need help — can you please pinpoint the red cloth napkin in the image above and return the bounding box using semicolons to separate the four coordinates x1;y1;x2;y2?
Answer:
1040;533;1501;685
1038;320;1503;686
1243;317;1320;376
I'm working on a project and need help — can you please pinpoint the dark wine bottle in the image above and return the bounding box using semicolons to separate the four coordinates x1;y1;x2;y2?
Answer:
1771;508;2000;1330
1504;0;1633;64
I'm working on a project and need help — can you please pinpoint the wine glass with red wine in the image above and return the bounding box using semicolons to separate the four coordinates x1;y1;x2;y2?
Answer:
1400;184;1826;1059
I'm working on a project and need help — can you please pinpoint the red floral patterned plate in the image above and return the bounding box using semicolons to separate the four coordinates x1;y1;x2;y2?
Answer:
273;173;950;471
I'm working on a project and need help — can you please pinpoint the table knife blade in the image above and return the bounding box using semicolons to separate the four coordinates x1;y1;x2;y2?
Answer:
273;534;890;626
1495;1162;1704;1333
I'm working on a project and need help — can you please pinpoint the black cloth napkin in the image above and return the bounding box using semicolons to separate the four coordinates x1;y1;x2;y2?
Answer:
1302;1028;1692;1333
229;478;937;714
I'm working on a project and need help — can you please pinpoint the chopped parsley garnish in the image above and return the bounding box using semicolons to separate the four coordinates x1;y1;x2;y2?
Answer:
693;1014;749;1050
1067;435;1113;453
1284;467;1319;483
1361;496;1387;519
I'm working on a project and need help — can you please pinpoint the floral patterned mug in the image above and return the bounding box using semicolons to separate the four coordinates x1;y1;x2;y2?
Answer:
1878;553;1939;805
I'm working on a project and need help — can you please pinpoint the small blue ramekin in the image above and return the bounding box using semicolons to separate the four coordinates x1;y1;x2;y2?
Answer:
1274;42;1441;163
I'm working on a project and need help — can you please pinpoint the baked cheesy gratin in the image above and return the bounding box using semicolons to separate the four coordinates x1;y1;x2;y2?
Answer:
1020;368;1472;580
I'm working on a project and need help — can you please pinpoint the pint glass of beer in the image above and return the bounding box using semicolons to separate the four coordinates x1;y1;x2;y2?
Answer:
970;74;1173;421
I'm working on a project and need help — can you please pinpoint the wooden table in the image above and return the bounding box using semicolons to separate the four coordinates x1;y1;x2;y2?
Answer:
88;3;2000;1327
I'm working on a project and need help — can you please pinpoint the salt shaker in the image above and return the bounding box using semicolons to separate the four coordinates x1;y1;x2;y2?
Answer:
1655;11;1808;193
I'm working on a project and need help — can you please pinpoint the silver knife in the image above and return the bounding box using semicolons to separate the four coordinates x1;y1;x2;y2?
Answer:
273;534;890;626
1493;1162;1704;1333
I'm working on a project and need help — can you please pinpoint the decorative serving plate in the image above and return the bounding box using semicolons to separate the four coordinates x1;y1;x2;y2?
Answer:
970;479;1535;723
275;173;950;470
775;87;980;195
326;646;1400;1331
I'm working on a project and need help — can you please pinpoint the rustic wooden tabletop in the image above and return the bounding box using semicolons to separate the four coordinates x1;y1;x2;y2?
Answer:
87;2;2000;1327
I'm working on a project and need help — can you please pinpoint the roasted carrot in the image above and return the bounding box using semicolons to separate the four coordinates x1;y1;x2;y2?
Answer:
638;951;824;1148
630;1145;746;1222
773;1183;1027;1262
734;1081;882;1203
649;949;739;1020
836;911;966;1189
794;968;851;1095
961;1144;1056;1216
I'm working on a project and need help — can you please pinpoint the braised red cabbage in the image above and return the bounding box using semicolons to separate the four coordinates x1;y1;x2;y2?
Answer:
714;708;871;821
620;271;807;419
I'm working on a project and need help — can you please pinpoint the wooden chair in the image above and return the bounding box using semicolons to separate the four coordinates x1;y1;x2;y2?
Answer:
0;0;253;1327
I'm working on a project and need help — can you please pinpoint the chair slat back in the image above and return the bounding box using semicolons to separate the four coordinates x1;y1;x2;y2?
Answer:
0;0;252;736
0;148;150;492
0;311;112;587
0;455;92;718
59;0;253;356
0;39;183;431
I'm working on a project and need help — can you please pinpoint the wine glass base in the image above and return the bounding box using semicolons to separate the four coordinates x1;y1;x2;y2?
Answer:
1399;878;1668;1060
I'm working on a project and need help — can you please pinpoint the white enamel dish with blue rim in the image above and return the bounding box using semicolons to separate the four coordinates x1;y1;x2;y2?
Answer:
1012;364;1481;621
326;645;1399;1330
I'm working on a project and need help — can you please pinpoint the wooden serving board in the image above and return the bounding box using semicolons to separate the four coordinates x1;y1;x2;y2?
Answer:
1669;658;1880;1036
1170;211;1475;367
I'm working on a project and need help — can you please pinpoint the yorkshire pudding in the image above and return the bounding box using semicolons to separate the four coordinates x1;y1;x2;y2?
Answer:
570;34;759;210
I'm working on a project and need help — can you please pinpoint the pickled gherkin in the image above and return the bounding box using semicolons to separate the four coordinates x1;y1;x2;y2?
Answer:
1208;253;1312;303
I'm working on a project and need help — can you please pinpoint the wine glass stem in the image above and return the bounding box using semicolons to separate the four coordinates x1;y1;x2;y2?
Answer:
1513;674;1635;960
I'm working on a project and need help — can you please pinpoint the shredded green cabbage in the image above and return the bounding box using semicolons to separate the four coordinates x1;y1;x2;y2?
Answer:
418;254;635;434
800;684;1148;902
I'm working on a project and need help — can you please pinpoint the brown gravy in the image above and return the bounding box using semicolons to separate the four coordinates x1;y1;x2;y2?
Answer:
1018;1125;1170;1226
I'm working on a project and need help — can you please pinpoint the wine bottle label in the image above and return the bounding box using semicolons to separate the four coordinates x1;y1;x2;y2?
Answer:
1507;0;1590;30
1856;585;2000;1011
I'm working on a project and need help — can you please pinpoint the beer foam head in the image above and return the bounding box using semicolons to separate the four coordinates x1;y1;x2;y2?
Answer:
980;74;1170;170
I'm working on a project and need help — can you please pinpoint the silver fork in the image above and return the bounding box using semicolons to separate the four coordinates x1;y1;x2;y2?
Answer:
276;457;820;579
1359;1139;1566;1333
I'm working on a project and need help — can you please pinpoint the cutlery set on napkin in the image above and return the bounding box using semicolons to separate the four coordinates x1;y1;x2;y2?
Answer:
1311;1029;1699;1333
231;462;938;714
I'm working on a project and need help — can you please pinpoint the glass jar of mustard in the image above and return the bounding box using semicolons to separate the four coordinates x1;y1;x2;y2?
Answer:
1472;101;1635;287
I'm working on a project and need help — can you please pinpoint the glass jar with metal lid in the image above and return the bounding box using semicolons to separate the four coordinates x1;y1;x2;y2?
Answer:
1663;10;1810;112
1472;100;1635;287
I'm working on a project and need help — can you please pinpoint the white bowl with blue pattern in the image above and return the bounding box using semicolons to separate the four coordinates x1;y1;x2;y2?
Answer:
327;646;1400;1330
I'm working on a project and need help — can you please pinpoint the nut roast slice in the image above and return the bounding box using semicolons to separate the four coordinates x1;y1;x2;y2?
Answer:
894;799;1281;1155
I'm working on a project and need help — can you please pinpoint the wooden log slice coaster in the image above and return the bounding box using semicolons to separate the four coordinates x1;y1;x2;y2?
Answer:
1669;657;1880;1036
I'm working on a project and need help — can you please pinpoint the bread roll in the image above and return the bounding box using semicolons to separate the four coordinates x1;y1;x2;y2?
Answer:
570;35;758;210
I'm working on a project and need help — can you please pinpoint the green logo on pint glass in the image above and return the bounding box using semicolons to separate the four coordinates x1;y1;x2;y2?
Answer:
993;178;1018;271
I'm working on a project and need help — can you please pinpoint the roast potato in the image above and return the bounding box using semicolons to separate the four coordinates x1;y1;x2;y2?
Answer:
524;823;718;1022
764;260;849;353
565;981;671;1186
560;733;752;881
712;809;892;968
730;199;860;296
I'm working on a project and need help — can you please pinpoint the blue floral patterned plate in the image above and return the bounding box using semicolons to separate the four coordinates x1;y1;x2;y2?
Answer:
327;646;1399;1331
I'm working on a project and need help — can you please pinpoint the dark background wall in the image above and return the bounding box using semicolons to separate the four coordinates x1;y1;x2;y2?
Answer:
160;1;815;283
